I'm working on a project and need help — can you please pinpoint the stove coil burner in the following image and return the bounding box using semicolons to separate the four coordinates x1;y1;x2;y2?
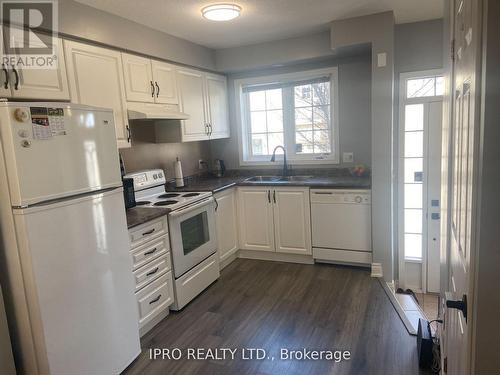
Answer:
158;193;181;199
154;200;178;206
182;193;201;197
135;201;151;205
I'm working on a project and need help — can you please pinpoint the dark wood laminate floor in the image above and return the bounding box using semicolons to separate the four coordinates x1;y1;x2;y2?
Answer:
124;259;430;375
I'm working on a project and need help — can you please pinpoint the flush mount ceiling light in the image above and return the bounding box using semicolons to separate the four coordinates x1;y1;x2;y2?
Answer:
201;4;242;21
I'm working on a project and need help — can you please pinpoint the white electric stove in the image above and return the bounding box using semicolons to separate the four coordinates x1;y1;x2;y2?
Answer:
124;169;220;310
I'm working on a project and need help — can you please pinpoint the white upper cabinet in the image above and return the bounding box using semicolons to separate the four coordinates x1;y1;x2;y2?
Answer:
151;60;178;104
64;40;130;148
176;68;209;141
176;68;230;142
122;54;154;103
205;73;230;139
273;188;311;255
1;28;69;100
122;53;178;105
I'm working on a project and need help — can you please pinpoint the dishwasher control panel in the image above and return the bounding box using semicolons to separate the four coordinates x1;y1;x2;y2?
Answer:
310;189;371;204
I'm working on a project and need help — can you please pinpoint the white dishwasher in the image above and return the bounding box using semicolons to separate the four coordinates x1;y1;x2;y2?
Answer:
311;189;372;266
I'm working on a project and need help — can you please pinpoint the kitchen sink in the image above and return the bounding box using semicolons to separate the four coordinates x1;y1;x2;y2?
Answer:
278;175;313;182
243;176;281;182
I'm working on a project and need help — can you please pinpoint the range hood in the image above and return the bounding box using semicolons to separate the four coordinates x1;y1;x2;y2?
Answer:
127;102;189;121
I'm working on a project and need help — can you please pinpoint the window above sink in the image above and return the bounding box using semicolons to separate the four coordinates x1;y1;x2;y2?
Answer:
234;67;340;166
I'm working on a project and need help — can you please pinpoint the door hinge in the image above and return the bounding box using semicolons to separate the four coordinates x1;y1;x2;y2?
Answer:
444;356;448;373
451;39;455;62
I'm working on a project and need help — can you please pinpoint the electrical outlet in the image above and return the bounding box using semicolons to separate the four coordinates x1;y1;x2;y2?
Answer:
198;159;205;170
342;152;354;163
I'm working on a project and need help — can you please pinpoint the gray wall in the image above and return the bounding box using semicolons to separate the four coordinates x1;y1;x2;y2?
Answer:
59;0;216;71
210;53;372;170
331;12;395;282
215;31;335;73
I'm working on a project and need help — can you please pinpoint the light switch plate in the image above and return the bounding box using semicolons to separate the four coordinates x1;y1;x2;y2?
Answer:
377;52;387;67
342;152;354;163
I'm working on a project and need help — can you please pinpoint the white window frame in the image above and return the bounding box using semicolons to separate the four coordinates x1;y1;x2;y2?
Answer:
234;67;340;166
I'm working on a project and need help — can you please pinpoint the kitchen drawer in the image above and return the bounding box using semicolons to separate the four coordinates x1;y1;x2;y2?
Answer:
129;216;168;248
133;254;171;291
136;272;174;327
131;234;170;270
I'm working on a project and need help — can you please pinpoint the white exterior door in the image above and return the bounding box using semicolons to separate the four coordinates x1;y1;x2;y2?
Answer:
151;60;178;104
121;53;154;103
64;40;130;148
6;32;69;100
238;187;275;252
176;68;209;141
273;187;311;255
214;189;238;263
205;74;229;139
398;72;443;293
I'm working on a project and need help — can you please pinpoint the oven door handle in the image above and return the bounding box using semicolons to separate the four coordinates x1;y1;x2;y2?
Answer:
168;197;214;218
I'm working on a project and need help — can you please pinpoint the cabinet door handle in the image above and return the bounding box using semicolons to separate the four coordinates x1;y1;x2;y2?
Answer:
208;123;213;136
155;81;160;97
214;196;218;212
267;190;271;203
146;267;159;277
12;66;19;90
126;125;131;143
2;64;8;89
144;247;157;256
142;228;155;236
149;294;162;305
205;123;209;135
273;190;276;203
150;81;155;97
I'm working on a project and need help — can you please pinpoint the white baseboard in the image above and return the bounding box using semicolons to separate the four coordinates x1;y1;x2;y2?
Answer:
220;251;238;270
238;250;314;265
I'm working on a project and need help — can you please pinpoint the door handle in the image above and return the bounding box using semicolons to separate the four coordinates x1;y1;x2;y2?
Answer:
142;228;155;236
144;247;157;256
149;294;162;305
214;196;218;212
208;123;213;136
273;190;276;203
2;64;8;89
445;292;467;322
150;81;155;97
12;66;19;90
267;190;271;203
126;125;131;143
155;81;160;97
146;267;159;277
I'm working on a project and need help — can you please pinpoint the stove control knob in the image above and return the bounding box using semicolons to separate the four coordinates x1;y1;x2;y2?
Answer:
158;172;163;178
355;196;363;203
153;174;157;179
14;108;29;123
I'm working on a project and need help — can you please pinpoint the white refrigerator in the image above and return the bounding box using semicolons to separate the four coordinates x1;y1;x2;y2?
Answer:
0;102;140;374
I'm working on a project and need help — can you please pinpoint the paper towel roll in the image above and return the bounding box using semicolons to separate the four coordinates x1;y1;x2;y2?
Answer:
174;157;184;187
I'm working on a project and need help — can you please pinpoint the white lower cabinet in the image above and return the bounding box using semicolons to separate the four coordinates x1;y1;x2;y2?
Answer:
214;188;239;266
128;216;174;336
237;186;311;255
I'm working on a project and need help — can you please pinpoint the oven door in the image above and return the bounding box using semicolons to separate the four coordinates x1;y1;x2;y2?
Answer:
168;197;217;278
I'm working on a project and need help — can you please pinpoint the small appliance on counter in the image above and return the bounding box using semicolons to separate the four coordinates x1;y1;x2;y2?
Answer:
122;177;136;209
214;159;226;177
174;157;184;187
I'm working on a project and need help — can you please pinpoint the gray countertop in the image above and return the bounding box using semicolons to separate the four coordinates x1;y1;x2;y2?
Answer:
125;206;170;229
166;174;371;194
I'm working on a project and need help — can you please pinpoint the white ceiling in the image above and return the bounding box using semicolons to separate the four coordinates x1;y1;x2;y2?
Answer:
75;0;444;49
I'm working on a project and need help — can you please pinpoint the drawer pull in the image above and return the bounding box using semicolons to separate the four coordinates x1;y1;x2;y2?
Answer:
142;228;155;236
146;267;159;277
314;192;333;195
149;294;162;305
144;248;157;256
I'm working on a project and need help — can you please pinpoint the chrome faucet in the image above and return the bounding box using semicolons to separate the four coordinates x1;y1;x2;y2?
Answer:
270;145;288;177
